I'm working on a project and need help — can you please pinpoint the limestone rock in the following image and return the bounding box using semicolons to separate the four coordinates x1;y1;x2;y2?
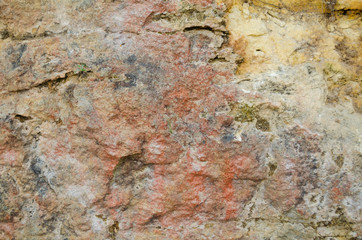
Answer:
0;0;361;239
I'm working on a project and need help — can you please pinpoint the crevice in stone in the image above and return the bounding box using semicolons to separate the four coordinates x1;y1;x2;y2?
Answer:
333;9;362;16
183;25;228;34
148;7;226;33
14;114;33;123
208;56;229;63
120;30;140;35
7;70;92;94
143;214;161;226
112;153;144;176
145;29;178;35
248;0;360;20
1;28;68;41
96;153;146;209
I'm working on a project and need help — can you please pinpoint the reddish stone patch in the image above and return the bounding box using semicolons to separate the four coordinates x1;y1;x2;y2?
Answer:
0;124;24;167
105;187;132;209
0;223;15;239
187;0;214;7
331;176;352;203
144;135;183;164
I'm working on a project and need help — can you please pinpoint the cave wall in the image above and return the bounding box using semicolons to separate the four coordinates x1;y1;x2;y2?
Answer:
0;0;361;239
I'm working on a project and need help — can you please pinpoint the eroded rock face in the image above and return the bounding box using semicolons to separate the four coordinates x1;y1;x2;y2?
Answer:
0;0;361;239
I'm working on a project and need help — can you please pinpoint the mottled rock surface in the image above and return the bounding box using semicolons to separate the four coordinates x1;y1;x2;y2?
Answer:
0;0;361;239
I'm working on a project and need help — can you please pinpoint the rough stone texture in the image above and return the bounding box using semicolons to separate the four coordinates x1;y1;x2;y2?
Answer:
0;0;361;239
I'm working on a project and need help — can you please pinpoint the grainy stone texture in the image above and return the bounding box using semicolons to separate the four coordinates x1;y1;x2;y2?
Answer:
0;0;361;239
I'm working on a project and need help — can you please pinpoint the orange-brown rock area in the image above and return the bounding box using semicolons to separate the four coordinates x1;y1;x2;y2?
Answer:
0;0;361;239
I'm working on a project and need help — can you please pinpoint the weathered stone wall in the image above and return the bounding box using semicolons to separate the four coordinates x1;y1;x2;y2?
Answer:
0;0;361;239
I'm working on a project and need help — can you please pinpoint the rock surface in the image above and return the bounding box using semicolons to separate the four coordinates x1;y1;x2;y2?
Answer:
0;0;361;239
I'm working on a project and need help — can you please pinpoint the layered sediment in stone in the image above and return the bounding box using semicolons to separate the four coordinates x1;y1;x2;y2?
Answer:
0;0;361;239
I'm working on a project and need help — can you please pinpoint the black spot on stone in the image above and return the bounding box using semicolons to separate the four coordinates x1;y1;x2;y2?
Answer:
114;80;137;89
42;215;56;232
307;66;315;74
30;158;42;175
125;55;137;65
6;46;14;55
138;61;160;71
125;73;137;81
64;85;76;101
93;57;105;66
11;44;27;69
0;29;10;39
221;134;234;143
114;73;138;89
36;178;48;197
19;44;27;54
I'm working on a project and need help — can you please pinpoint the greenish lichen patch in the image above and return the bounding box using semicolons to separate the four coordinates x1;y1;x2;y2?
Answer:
229;102;271;132
256;117;270;131
95;214;107;222
323;63;361;113
229;102;258;123
108;221;119;240
333;154;344;168
268;162;278;176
